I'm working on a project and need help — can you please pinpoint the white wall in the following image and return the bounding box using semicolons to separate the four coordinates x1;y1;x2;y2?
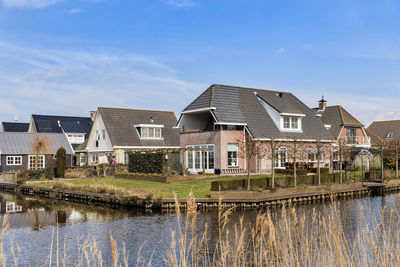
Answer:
86;112;114;154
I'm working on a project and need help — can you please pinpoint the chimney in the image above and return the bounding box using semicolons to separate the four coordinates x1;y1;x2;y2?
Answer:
318;96;327;111
90;111;97;121
14;115;18;122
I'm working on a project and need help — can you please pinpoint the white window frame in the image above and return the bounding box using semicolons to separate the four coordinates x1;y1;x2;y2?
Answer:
6;156;22;166
308;148;324;163
274;147;287;169
92;153;98;163
28;155;45;170
186;144;215;173
281;116;301;131
227;143;239;167
136;126;163;140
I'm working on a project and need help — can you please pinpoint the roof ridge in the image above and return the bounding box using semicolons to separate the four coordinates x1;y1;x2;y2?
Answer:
212;84;291;94
98;107;176;113
32;114;91;119
370;120;400;124
365;128;384;142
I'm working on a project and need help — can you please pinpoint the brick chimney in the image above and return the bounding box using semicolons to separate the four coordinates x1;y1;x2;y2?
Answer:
318;96;327;111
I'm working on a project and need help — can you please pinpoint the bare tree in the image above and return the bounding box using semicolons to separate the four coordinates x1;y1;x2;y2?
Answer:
263;137;282;189
287;137;307;187
30;135;51;170
376;139;389;182
238;134;265;190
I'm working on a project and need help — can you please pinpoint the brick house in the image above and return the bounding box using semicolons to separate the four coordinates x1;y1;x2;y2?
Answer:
177;84;334;175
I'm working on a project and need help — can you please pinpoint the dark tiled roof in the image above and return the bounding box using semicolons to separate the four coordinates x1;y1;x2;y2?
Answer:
182;84;332;140
367;120;400;145
314;106;363;139
32;114;93;138
98;107;180;147
1;122;29;132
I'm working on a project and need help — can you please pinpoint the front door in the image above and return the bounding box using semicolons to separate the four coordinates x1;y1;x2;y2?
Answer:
186;145;215;173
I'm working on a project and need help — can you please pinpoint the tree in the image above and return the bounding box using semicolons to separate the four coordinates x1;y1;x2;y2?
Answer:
264;137;282;189
56;146;67;178
237;133;265;190
30;136;51;170
335;138;356;183
287;137;307;187
376;139;389;182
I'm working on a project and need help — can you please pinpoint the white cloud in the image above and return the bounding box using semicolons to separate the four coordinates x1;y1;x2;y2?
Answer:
68;8;82;14
0;0;63;8
276;47;285;54
165;0;197;8
0;41;206;122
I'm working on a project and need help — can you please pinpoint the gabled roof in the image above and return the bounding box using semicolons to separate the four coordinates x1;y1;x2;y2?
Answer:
182;84;332;140
1;122;29;132
314;106;364;139
31;114;93;137
98;107;180;147
0;133;74;155
367;120;400;144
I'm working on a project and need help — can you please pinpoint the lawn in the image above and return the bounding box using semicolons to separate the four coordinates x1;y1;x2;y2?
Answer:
33;175;269;198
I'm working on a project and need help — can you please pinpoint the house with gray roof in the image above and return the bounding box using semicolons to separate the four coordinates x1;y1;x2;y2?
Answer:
313;97;370;148
28;114;94;151
178;84;334;174
0;132;74;174
1;122;29;133
83;107;180;165
366;120;400;147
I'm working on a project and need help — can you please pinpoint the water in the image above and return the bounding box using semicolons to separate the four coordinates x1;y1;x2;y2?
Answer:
0;192;399;265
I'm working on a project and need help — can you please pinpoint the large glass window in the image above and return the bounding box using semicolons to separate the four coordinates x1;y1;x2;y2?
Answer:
186;145;215;172
28;155;45;169
346;128;357;144
92;153;98;163
308;148;323;162
139;127;162;139
228;143;239;167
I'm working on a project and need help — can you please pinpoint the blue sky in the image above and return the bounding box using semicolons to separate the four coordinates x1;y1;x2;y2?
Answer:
1;0;400;125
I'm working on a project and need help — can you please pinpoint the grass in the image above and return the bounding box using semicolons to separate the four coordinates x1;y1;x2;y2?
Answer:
31;175;270;198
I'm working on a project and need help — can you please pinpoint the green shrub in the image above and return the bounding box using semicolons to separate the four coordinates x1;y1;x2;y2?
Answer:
211;177;268;191
56;147;67;178
275;169;308;176
43;167;54;179
128;152;167;174
29;170;43;180
310;167;330;174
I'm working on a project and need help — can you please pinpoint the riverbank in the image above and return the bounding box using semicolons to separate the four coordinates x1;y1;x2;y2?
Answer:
1;177;400;210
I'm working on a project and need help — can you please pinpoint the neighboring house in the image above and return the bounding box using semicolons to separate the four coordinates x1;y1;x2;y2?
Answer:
366;120;400;147
28;114;94;153
177;84;334;174
313;97;370;148
1;122;29;132
0;132;74;174
84;107;180;165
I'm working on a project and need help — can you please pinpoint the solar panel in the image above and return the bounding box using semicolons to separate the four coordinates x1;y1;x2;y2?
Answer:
37;120;52;132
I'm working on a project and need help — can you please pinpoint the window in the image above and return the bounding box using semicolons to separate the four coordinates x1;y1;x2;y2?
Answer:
67;134;85;144
28;155;45;169
6;156;22;166
138;127;163;139
227;125;236;130
92;153;98;163
274;147;287;168
124;152;129;165
387;132;393;138
346;128;357;144
102;130;106;140
308;148;323;163
80;155;87;165
282;116;300;130
186;145;215;172
228;144;239;167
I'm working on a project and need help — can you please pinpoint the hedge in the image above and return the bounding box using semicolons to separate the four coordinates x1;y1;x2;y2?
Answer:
275;169;308;176
211;173;348;191
128;152;166;174
310;168;330;174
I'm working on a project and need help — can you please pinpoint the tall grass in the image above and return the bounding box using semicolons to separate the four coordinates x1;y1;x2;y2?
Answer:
1;194;400;266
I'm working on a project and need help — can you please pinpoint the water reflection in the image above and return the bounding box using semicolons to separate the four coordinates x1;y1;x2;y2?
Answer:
0;192;398;265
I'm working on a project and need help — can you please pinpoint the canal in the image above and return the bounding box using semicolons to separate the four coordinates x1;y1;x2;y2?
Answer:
0;191;398;266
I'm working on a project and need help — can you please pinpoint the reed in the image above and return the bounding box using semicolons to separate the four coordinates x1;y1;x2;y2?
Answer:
2;193;400;266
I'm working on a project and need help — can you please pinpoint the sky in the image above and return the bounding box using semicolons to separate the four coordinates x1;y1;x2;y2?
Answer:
1;0;400;126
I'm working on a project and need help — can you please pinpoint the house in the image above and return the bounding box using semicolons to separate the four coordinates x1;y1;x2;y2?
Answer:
1;122;29;132
28;114;94;156
313;97;371;170
313;97;370;147
177;84;334;174
366;120;400;147
0;132;74;174
84;107;180;165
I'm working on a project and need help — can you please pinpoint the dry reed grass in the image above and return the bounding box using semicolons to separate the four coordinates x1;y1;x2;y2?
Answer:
0;193;400;266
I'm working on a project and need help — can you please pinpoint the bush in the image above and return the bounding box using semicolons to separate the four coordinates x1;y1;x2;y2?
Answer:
310;167;330;174
211;177;268;191
275;169;308;176
56;147;67;178
128;152;167;174
43;167;55;179
29;170;43;180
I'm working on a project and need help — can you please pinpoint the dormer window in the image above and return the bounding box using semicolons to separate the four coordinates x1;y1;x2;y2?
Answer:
282;116;300;130
387;132;393;138
135;124;164;140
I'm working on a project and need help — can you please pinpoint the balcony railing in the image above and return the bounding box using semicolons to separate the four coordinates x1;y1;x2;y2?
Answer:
345;136;370;145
